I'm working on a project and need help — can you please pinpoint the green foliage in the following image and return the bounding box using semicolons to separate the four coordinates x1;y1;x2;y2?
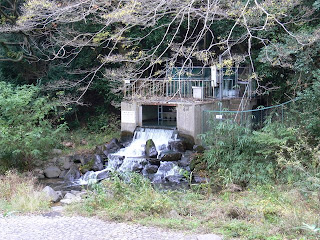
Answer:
202;120;317;186
295;79;320;139
0;81;67;171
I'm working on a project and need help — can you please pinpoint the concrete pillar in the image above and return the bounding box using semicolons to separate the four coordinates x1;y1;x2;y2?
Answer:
121;101;139;134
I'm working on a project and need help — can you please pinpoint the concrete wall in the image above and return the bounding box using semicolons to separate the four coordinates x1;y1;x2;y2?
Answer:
121;101;139;134
121;98;257;143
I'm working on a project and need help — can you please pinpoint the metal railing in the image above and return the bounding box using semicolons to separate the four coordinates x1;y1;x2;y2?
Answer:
123;66;255;101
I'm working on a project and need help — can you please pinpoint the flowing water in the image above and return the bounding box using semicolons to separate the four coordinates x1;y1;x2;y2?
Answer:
77;127;184;185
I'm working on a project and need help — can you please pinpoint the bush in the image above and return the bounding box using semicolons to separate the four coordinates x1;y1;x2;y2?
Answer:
0;82;67;171
202;121;318;186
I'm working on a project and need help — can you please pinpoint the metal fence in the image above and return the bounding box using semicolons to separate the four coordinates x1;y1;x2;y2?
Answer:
202;99;298;134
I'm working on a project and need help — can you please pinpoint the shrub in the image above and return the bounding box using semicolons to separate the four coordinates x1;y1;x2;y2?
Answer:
0;82;67;171
202;121;317;186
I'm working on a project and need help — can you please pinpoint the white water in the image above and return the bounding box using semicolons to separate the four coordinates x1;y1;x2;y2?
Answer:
78;127;176;184
113;128;176;158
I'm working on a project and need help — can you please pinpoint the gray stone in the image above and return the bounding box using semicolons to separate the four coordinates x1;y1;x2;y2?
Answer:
178;133;195;150
144;165;159;174
58;156;72;170
193;145;205;153
42;186;60;202
43;166;61;178
64;165;81;181
60;192;81;205
145;139;158;158
159;151;182;161
197;234;223;240
58;170;67;179
169;140;187;152
104;138;123;155
92;154;104;171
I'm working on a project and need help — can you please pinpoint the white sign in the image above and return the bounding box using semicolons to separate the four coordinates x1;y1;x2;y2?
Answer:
216;114;223;119
121;111;136;123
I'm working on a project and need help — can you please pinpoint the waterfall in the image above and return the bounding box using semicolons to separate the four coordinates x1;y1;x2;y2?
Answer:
113;127;175;159
77;127;178;185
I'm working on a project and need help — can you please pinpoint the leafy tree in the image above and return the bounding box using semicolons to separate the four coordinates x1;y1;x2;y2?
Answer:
0;81;67;171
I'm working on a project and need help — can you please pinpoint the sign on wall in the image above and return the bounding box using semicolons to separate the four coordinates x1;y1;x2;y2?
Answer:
121;111;136;123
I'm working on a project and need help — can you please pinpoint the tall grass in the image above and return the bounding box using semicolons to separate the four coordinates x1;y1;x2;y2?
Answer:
0;171;50;213
69;173;319;239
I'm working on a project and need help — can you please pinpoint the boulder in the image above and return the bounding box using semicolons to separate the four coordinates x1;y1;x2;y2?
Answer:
193;145;205;153
103;138;123;157
42;186;60;202
58;156;72;170
145;139;158;158
95;145;105;155
178;155;192;168
144;165;159;174
59;170;68;179
178;134;195;150
92;154;104;171
120;131;133;147
44;166;61;178
169;140;187;152
64;165;81;181
60;192;81;205
158;151;182;161
147;158;161;165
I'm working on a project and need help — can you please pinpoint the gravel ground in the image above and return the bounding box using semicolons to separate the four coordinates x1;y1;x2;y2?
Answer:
0;213;222;240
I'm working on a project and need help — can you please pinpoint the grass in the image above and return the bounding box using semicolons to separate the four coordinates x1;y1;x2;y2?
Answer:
0;171;50;214
67;173;320;239
61;128;120;155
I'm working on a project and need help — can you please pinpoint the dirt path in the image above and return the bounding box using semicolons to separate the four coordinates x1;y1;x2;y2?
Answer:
0;213;222;240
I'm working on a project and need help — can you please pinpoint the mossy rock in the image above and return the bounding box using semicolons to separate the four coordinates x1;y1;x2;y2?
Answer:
79;159;95;174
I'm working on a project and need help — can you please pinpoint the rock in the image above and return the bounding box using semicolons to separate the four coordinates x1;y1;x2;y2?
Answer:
105;138;123;153
92;154;104;171
52;149;62;155
42;186;60;202
169;140;187;152
144;165;159;174
178;154;192;168
158;151;182;161
147;158;161;165
178;133;195;150
153;162;183;183
44;166;61;178
193;145;205;153
145;139;158;158
103;138;123;157
64;165;81;181
95;145;105;155
58;156;72;170
59;170;68;179
60;192;81;205
120;131;133;147
197;234;223;240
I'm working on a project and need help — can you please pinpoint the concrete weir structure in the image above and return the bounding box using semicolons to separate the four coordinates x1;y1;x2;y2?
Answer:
121;98;256;144
121;66;257;143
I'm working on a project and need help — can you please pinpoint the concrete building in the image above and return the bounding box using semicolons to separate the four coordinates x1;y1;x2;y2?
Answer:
121;66;257;143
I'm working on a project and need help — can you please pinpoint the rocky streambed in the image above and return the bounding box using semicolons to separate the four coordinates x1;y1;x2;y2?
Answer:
36;127;208;204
